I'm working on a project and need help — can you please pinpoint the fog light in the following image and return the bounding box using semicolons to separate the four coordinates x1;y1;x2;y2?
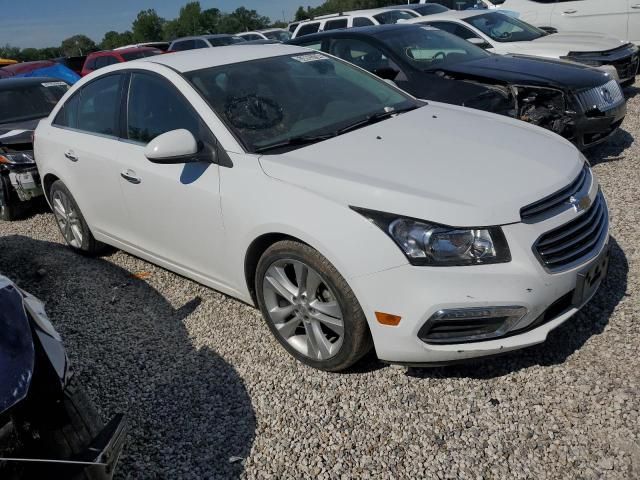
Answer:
418;306;527;345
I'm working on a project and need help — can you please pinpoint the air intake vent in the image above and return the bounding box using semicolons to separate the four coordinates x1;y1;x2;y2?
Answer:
534;192;608;273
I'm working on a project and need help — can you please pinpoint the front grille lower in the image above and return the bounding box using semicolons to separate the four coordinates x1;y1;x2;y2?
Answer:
534;192;608;273
576;79;625;112
520;166;590;221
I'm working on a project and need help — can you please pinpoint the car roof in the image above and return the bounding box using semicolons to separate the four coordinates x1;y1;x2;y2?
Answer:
141;44;311;73
0;77;63;90
89;47;158;57
409;10;484;21
288;23;425;43
171;34;235;42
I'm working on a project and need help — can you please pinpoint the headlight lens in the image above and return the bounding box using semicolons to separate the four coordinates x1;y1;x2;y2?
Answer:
353;208;511;266
0;151;35;165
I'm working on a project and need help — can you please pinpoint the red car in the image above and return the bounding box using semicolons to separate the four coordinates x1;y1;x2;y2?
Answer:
81;47;162;76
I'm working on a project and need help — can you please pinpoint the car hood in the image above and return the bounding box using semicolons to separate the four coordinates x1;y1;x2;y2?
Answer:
438;54;611;90
0;275;35;414
0;118;39;148
259;103;584;226
507;32;628;56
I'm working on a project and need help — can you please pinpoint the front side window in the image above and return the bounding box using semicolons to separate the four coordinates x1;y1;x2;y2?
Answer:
381;27;490;70
126;73;201;144
373;11;418;24
76;74;123;136
207;36;245;46
464;12;547;42
1;82;69;124
296;23;321;37
186;53;416;153
263;30;292;41
329;39;392;73
172;40;194;51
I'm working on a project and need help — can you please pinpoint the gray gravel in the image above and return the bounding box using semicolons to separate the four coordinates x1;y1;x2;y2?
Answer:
1;83;639;480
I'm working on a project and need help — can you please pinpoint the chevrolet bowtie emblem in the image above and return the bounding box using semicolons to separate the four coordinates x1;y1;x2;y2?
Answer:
568;194;592;213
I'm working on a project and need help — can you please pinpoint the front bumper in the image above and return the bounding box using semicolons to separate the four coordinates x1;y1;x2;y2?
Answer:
567;46;639;85
572;100;626;150
350;192;609;365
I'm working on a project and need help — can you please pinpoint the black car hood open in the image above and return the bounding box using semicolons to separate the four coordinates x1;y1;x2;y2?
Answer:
0;118;40;148
432;54;611;91
0;277;35;414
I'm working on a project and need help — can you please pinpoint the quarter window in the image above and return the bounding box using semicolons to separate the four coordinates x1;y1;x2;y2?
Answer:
353;17;375;27
75;74;123;136
53;92;80;129
126;73;201;144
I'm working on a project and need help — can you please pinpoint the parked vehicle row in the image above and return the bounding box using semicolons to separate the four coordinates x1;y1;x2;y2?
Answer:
31;43;612;372
290;24;627;150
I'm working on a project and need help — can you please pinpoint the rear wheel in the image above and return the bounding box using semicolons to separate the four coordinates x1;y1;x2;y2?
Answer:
256;240;372;371
49;180;107;255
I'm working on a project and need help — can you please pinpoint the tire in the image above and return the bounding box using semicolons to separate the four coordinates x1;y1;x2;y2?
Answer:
255;240;373;372
0;174;22;221
14;380;105;480
48;180;107;255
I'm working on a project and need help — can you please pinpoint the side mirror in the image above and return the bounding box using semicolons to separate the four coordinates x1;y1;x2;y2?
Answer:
144;129;201;164
467;37;491;49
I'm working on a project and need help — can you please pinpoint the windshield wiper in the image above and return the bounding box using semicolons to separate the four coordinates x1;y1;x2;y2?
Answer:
336;105;420;135
254;133;337;154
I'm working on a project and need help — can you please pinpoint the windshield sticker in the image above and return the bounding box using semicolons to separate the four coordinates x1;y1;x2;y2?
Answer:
41;81;67;88
292;53;328;63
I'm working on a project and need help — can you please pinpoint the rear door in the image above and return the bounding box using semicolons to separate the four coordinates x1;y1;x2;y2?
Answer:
628;0;640;43
550;0;628;40
47;73;129;239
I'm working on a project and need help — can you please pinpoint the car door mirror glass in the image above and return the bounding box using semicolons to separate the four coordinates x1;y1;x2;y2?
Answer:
144;129;199;164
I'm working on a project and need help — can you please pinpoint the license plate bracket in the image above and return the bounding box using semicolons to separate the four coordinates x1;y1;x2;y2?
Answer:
573;244;610;307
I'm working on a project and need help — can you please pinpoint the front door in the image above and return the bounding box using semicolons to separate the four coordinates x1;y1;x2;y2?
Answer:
551;0;628;41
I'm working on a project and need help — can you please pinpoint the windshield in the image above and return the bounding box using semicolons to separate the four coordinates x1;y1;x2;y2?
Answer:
383;27;490;70
121;49;162;61
374;11;418;24
0;82;68;124
413;5;449;15
264;30;292;41
208;36;246;46
464;12;546;42
186;53;416;153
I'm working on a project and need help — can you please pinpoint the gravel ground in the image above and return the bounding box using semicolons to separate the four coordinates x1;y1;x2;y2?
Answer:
1;84;639;480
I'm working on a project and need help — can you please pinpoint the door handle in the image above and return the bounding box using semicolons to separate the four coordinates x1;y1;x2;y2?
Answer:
632;4;640;9
64;150;78;162
563;9;577;14
120;169;141;184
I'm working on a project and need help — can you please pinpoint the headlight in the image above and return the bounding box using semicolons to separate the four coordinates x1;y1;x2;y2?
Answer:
0;151;35;165
352;208;511;266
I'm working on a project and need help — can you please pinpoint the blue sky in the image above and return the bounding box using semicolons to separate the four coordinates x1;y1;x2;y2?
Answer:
0;0;325;48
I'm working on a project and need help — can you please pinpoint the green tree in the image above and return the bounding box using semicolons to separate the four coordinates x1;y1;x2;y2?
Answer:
201;8;221;33
132;9;164;43
0;44;21;60
100;30;134;50
60;34;96;56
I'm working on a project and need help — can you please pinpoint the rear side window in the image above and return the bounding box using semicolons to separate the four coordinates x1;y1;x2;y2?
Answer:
296;23;321;37
126;73;201;144
172;40;194;51
84;57;97;70
53;93;80;129
76;74;123;136
194;39;209;49
94;56;120;70
353;17;375;27
325;19;348;31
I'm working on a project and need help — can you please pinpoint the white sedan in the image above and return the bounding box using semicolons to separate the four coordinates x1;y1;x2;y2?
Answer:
410;10;640;85
35;45;609;370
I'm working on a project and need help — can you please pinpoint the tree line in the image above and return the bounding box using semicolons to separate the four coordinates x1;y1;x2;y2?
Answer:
294;0;397;21
1;1;277;61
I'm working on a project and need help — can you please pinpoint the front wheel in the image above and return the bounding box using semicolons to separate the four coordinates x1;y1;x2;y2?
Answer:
256;240;372;372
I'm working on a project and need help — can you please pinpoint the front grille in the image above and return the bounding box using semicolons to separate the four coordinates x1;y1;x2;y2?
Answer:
520;166;590;221
576;79;625;112
534;192;608;273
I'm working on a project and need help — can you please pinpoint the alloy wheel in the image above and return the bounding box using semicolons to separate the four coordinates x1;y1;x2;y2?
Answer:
262;259;344;361
51;189;83;248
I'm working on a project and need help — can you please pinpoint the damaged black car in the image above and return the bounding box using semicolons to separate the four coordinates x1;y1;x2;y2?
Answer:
289;24;627;150
0;77;69;220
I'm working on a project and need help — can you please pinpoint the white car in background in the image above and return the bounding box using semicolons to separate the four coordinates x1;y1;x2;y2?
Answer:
35;45;609;371
410;11;640;85
236;28;292;42
491;0;640;44
291;8;421;38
